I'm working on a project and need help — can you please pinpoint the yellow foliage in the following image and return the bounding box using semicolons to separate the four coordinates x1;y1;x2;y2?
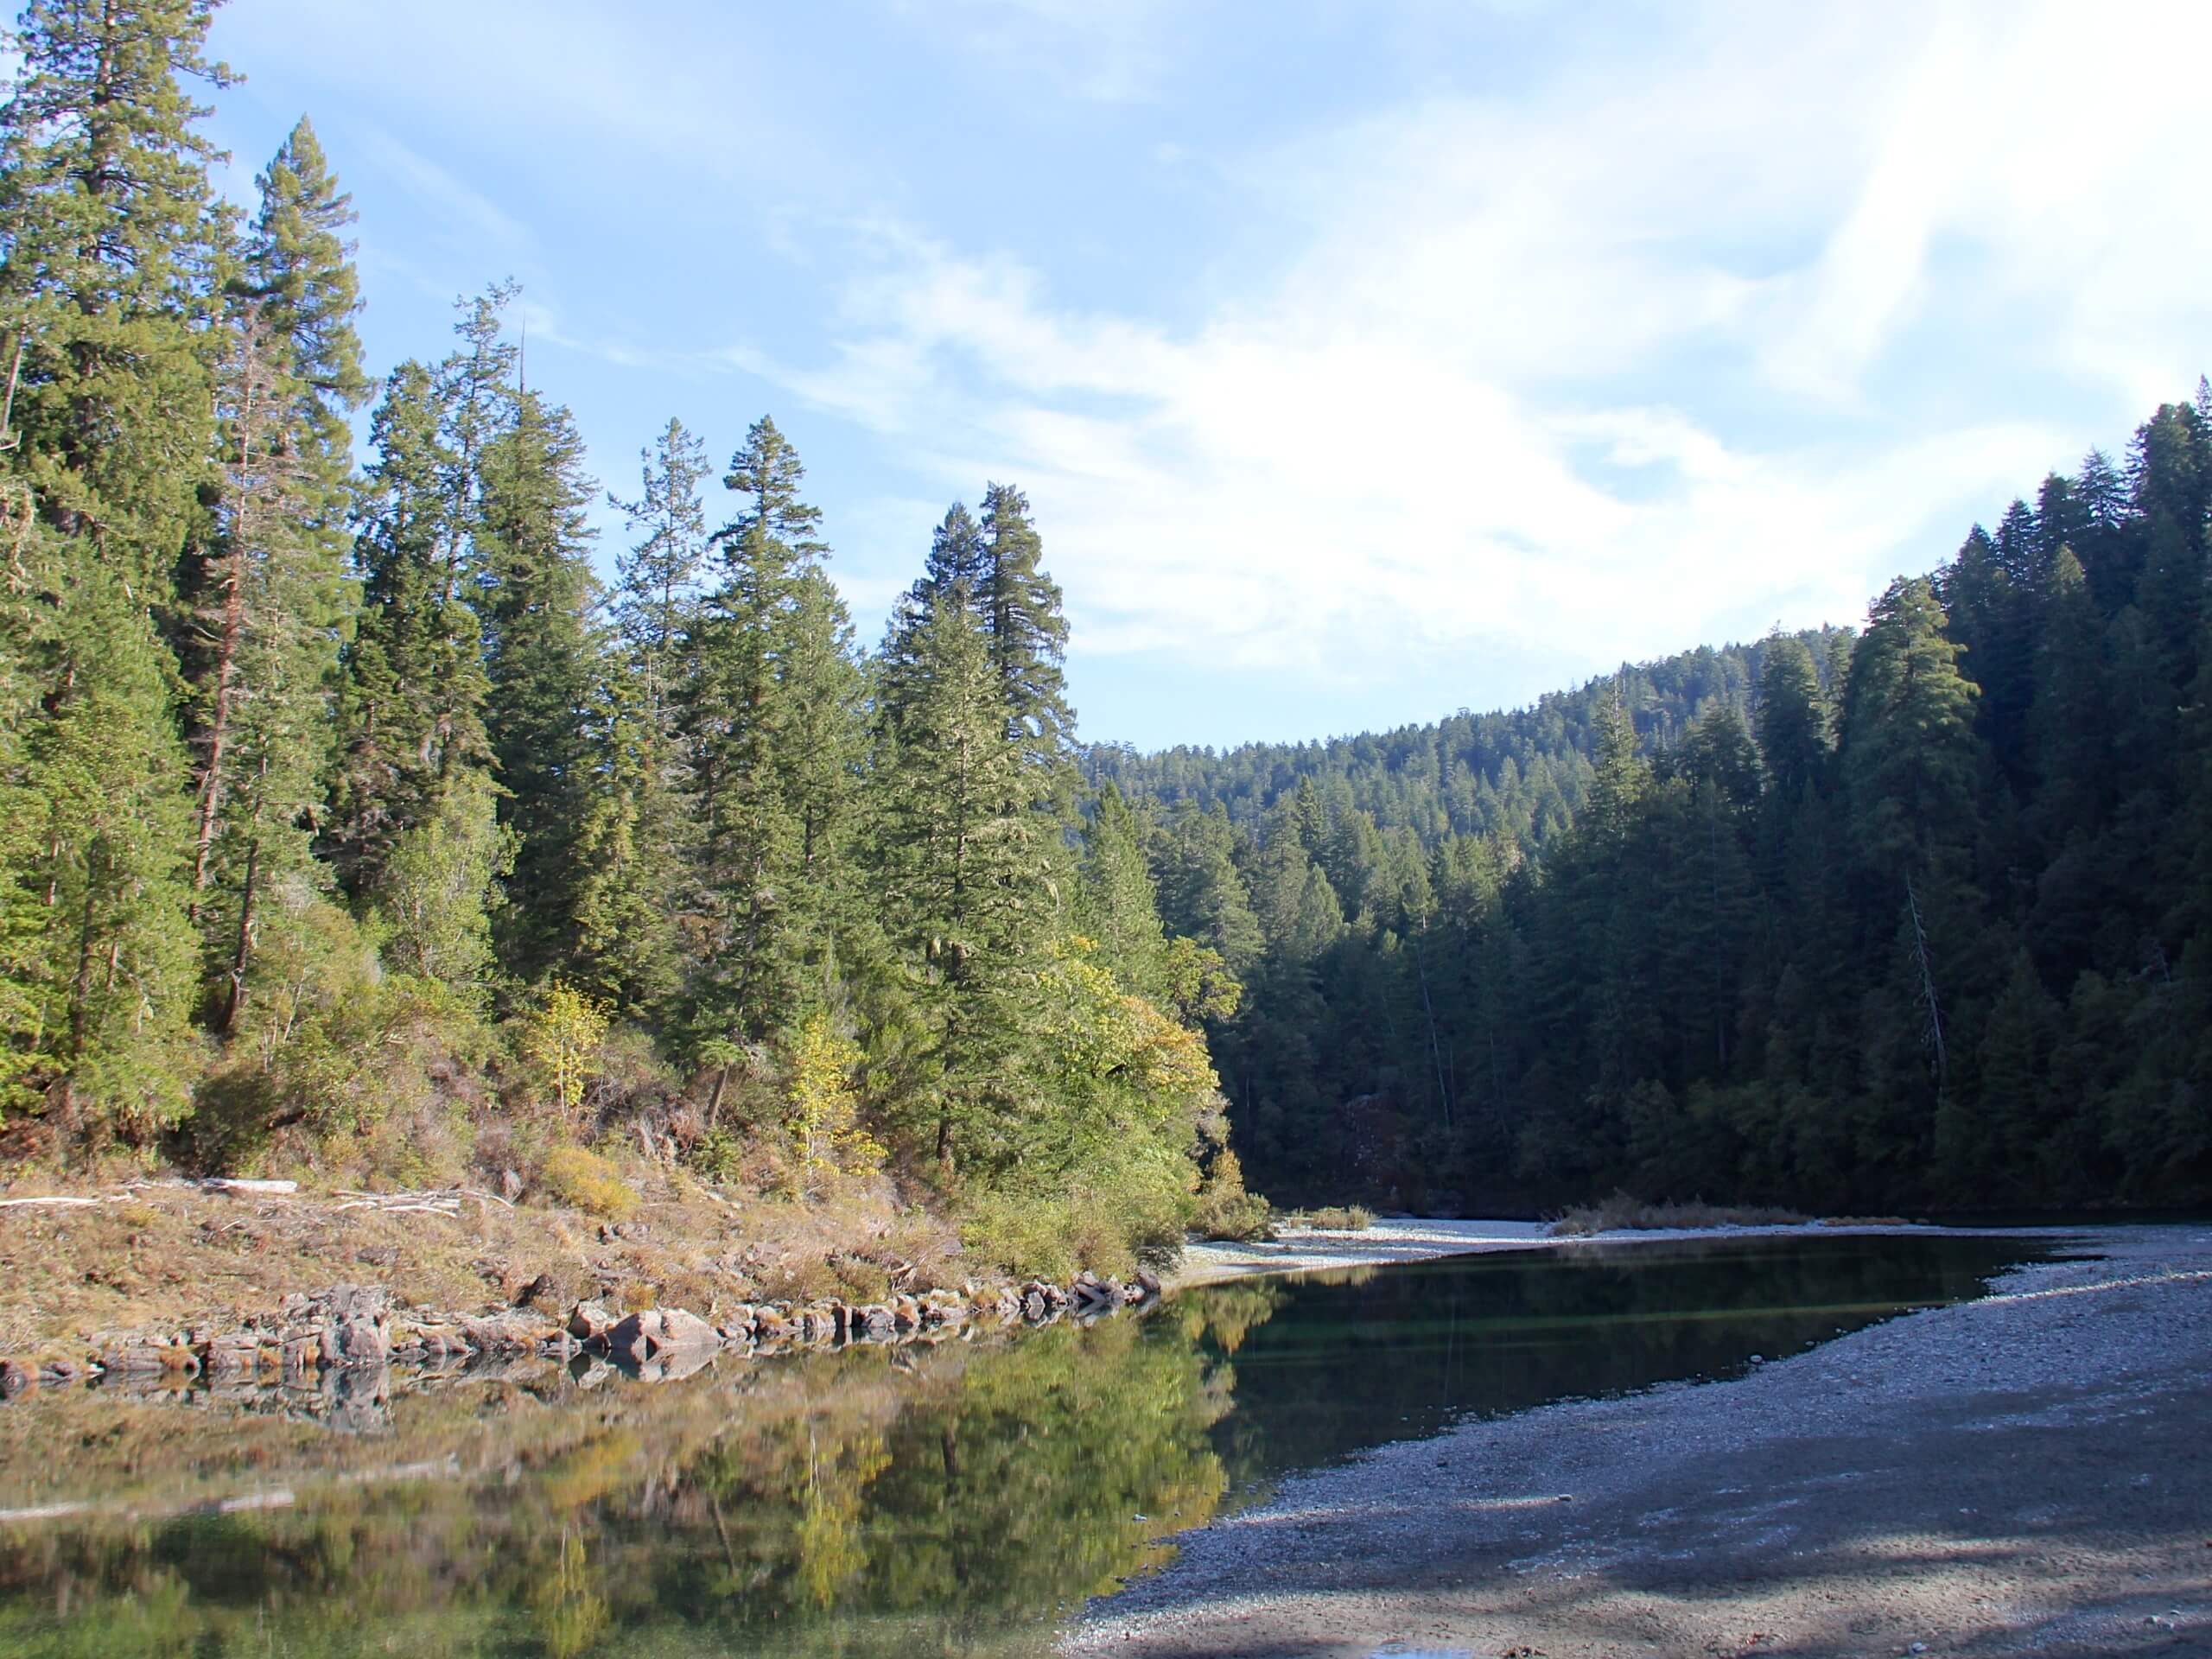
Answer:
523;981;609;1121
537;1145;638;1221
1038;937;1221;1121
785;1013;884;1200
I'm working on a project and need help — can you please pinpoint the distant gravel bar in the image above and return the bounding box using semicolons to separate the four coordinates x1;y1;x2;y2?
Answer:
1169;1215;2026;1287
1076;1223;2212;1658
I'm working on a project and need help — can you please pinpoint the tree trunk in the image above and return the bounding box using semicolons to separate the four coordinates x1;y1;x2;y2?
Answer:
219;823;260;1035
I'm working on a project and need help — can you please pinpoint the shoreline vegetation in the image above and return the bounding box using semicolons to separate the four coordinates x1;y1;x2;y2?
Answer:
0;1167;1164;1369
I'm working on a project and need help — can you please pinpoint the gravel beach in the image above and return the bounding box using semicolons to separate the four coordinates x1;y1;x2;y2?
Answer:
1072;1224;2212;1658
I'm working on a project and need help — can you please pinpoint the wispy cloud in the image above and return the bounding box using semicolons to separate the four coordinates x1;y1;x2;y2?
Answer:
207;0;2212;737
730;0;2198;686
353;125;531;257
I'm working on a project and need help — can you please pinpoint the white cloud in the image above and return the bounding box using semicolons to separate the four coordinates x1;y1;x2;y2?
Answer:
734;0;2198;690
213;0;2212;724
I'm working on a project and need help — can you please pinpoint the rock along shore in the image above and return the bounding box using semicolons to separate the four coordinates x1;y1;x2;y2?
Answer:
0;1266;1164;1401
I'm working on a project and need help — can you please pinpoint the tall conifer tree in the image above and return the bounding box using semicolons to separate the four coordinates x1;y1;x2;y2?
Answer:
181;124;365;1027
478;389;601;986
682;416;859;1050
0;0;229;1133
874;575;1047;1178
978;483;1073;788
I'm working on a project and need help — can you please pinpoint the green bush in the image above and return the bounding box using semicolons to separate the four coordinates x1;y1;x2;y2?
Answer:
537;1144;639;1220
1277;1203;1376;1232
1547;1192;1804;1236
1192;1148;1272;1241
687;1127;746;1185
962;1162;1188;1281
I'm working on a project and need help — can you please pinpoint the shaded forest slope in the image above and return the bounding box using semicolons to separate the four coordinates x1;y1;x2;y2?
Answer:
1108;398;2212;1216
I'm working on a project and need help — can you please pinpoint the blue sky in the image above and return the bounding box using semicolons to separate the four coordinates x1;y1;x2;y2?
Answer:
200;0;2211;750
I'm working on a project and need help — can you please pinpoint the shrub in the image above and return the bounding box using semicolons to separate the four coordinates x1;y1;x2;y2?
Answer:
784;1014;883;1199
1274;1204;1376;1233
1192;1147;1272;1241
962;1160;1189;1281
537;1145;639;1221
1319;1205;1376;1232
1548;1192;1805;1236
687;1127;746;1185
962;1192;1081;1281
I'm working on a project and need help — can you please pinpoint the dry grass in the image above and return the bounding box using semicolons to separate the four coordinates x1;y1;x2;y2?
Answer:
0;1162;966;1362
1548;1193;1808;1237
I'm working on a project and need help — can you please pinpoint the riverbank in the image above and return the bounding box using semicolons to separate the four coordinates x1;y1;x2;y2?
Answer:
1074;1223;2212;1658
1169;1213;1964;1288
0;1172;1141;1370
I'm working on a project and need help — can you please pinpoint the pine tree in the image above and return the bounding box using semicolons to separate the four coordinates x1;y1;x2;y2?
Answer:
243;118;368;460
1755;633;1827;804
0;548;200;1136
592;416;713;1019
478;389;601;985
0;0;231;1136
880;500;984;721
184;300;353;1028
1841;578;1982;887
179;124;365;1029
1940;523;2035;789
780;564;864;946
324;361;487;893
682;415;856;1051
1582;685;1649;852
978;482;1073;786
567;674;681;1015
609;416;711;734
0;0;232;588
373;767;512;997
327;288;516;895
873;580;1050;1178
1077;780;1167;996
1154;804;1262;975
2031;547;2111;844
434;283;519;601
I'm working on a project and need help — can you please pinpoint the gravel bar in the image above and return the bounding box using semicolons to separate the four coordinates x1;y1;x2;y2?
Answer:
1071;1224;2212;1658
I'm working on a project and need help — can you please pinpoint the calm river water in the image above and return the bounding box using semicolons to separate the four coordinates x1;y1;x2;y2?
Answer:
0;1232;2038;1656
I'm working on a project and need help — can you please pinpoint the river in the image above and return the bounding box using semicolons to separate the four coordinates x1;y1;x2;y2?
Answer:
0;1232;2040;1656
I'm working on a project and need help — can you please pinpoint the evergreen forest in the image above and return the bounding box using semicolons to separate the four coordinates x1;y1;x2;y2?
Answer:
1095;428;2212;1212
0;0;1256;1266
0;0;2205;1250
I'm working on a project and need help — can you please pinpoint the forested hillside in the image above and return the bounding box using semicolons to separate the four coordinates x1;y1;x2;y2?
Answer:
1118;413;2212;1212
0;0;1259;1268
0;2;2202;1245
1085;630;1850;849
